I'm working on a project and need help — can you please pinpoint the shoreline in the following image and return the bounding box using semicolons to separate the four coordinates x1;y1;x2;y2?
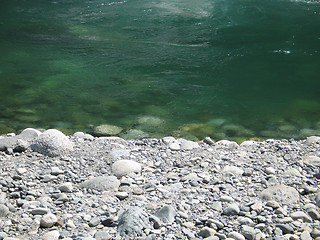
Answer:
0;128;320;239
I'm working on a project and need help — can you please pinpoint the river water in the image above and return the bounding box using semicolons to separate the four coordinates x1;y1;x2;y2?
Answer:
0;0;320;140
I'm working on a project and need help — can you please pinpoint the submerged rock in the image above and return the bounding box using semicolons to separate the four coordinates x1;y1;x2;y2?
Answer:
93;124;123;136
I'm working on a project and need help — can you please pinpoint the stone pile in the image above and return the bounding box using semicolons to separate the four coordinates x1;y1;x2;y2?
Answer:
0;129;319;239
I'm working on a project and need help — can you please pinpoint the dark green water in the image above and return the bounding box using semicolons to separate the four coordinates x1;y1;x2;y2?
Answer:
0;0;320;140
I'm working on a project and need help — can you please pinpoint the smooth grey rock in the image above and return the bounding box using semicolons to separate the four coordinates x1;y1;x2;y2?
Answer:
31;129;73;157
211;202;222;212
112;160;141;177
276;224;294;234
228;231;245;240
198;227;216;238
223;203;240;216
303;155;320;166
0;204;9;217
80;176;120;191
291;211;312;223
30;208;49;215
58;182;73;193
115;192;129;200
89;217;100;227
261;184;299;204
118;207;149;237
94;231;111;240
241;225;256;240
40;213;58;228
155;205;176;224
42;230;60;240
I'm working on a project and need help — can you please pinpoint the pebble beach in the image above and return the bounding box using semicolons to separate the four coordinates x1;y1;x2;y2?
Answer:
0;128;320;240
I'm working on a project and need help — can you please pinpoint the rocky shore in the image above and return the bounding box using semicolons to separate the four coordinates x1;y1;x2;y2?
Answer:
0;128;320;240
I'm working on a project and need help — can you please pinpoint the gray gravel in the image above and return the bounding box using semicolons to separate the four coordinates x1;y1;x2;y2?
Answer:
0;129;320;239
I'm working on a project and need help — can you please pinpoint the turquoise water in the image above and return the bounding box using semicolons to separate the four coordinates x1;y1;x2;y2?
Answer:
0;0;320;140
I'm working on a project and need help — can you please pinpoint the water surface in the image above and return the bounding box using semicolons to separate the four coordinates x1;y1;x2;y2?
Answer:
0;0;320;140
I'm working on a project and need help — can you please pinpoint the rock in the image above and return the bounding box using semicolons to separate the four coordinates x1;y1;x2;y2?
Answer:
301;231;312;240
94;231;111;240
117;207;149;237
211;202;223;212
177;138;199;150
115;192;129;200
169;142;181;151
198;227;216;238
30;208;49;215
80;176;120;191
42;230;60;240
303;155;320;166
155;205;176;224
291;211;313;223
276;224;294;234
0;128;41;152
307;208;320;220
58;182;73;193
305;136;320;145
94;124;123;136
0;204;9;217
112;160;141;177
265;167;275;175
203;137;215;145
31;129;73;157
121;129;149;139
266;200;280;209
228;231;246;240
241;225;256;240
222;165;244;175
223;203;240;216
40;213;58;228
261;184;299;204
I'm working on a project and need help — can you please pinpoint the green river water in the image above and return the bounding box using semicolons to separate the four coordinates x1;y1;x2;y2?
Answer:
0;0;320;141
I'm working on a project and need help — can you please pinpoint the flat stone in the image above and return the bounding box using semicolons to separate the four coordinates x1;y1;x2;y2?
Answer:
222;165;244;175
291;211;313;223
112;160;141;177
94;231;112;240
261;184;299;205
94;124;123;136
30;208;49;215
80;176;120;191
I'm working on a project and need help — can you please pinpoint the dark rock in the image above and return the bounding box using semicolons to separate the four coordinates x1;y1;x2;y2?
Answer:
118;207;149;237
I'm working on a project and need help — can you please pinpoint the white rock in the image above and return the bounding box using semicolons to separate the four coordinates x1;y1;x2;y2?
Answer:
112;160;141;177
31;129;73;157
40;213;58;228
42;230;60;240
222;165;244;175
59;182;73;192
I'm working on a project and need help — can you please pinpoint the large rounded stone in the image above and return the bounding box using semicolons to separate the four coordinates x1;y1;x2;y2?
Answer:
112;160;141;177
31;129;73;157
0;204;9;217
118;207;149;237
261;184;299;205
